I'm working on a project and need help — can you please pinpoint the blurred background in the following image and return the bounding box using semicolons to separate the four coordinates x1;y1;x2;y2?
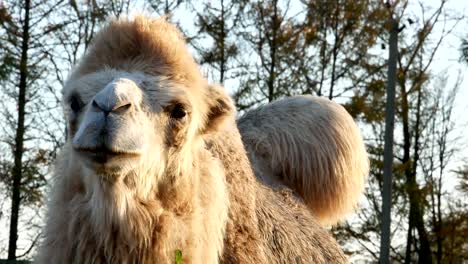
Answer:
0;0;467;262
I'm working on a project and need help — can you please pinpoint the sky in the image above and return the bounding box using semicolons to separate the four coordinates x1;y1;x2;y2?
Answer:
417;0;468;168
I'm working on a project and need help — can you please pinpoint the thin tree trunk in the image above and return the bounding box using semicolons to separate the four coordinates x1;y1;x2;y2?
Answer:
415;208;432;263
8;0;31;259
404;222;413;263
317;34;327;97
267;0;278;102
219;0;226;83
329;45;337;100
401;85;432;264
436;171;442;263
402;83;415;264
328;6;340;100
405;85;422;262
435;93;451;263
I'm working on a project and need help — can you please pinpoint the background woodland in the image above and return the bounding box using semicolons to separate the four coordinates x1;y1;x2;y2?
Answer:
0;0;467;263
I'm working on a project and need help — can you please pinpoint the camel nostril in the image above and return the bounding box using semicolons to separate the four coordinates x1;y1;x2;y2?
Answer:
113;102;132;113
92;99;132;115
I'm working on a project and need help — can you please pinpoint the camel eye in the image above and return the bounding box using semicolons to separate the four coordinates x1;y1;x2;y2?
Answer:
170;103;187;119
69;94;83;113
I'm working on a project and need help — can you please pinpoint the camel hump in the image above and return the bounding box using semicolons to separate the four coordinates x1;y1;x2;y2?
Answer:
238;95;369;225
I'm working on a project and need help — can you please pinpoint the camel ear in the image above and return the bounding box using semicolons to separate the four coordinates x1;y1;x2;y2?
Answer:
202;85;235;133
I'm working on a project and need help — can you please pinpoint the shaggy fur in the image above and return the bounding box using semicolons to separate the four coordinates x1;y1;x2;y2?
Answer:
238;96;369;225
36;16;367;264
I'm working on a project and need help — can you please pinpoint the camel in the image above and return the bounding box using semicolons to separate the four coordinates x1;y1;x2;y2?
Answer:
36;16;368;264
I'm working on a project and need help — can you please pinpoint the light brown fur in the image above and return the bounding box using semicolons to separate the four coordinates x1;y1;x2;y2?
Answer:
37;16;367;263
238;96;369;225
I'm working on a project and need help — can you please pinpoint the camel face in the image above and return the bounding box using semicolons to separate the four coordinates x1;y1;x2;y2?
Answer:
63;69;196;178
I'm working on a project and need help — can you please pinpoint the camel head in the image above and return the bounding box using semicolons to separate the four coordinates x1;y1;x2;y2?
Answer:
62;16;234;186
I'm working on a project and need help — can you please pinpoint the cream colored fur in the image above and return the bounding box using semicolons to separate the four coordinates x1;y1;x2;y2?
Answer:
36;15;367;263
238;96;369;225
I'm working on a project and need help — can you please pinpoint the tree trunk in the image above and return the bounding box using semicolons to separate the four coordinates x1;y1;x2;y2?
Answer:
7;0;31;259
267;0;278;102
328;4;340;100
219;0;226;83
401;85;432;264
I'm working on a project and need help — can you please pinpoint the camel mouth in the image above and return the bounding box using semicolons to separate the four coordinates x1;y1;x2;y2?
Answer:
74;146;141;164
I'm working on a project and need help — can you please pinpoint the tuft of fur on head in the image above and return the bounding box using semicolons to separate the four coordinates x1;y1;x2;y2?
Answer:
71;15;204;86
238;95;369;225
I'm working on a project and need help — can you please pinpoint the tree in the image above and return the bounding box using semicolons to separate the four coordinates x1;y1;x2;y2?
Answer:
300;0;387;99
192;0;246;85
0;0;130;259
420;74;467;263
147;0;186;18
340;1;466;262
1;0;44;259
393;2;463;262
232;0;308;110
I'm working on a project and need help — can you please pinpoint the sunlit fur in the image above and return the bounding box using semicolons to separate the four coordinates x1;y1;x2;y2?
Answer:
36;16;366;263
238;96;369;225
